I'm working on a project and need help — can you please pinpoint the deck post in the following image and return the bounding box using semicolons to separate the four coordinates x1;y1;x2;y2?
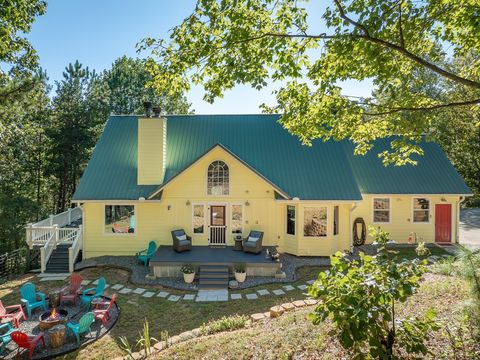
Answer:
67;208;72;224
49;214;54;226
53;224;59;249
25;223;33;249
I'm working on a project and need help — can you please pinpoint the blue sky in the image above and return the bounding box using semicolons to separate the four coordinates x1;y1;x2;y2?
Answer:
28;0;373;114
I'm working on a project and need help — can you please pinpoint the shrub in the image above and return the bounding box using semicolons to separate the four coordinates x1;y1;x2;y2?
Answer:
309;226;439;359
200;314;248;335
180;264;194;274
429;256;458;276
234;263;246;273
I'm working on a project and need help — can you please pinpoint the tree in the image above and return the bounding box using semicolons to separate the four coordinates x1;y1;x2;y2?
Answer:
47;61;109;212
141;0;480;164
309;227;439;359
98;56;192;115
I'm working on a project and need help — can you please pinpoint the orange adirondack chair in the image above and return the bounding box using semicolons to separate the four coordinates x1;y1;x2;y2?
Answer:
60;273;83;305
0;301;26;328
93;294;116;326
11;331;45;359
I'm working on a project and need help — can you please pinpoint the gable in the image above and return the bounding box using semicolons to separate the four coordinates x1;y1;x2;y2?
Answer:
157;145;285;199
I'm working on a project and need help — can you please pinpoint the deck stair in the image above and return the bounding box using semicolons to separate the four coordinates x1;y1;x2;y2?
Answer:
198;265;229;290
45;244;70;273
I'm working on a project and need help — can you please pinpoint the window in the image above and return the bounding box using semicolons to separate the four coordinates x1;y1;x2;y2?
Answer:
413;198;430;223
231;204;243;234
105;205;135;234
333;206;339;235
287;205;296;235
373;198;390;223
304;207;327;237
207;161;229;195
192;204;205;234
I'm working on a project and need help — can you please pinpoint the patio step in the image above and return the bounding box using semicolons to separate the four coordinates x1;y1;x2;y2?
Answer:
198;265;229;290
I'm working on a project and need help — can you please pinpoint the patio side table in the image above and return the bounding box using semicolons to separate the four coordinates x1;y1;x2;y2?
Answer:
233;236;243;251
49;324;66;348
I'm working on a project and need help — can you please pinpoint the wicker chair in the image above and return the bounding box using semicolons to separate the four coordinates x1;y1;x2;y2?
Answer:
171;229;192;252
242;230;264;254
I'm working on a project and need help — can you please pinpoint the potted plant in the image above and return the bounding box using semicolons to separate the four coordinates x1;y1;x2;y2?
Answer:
234;263;247;283
180;264;195;283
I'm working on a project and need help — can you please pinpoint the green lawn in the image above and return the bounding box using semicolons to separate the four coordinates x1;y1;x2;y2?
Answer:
0;266;327;359
388;244;450;260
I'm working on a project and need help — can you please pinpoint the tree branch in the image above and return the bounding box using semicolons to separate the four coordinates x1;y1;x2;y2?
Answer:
333;0;480;89
364;98;480;116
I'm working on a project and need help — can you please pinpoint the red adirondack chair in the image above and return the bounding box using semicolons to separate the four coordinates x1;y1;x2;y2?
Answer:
11;331;45;359
60;273;83;305
0;300;26;328
93;294;116;326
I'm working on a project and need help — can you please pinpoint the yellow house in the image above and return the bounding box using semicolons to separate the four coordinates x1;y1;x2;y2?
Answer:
71;114;471;277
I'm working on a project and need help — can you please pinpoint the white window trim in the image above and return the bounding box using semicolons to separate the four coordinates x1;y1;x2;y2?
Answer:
286;204;296;236
206;160;230;197
303;206;328;238
372;197;391;224
192;203;206;235
230;203;244;234
412;197;431;224
103;204;136;236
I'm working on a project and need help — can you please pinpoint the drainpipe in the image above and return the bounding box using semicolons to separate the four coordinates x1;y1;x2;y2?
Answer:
456;196;466;244
349;202;359;252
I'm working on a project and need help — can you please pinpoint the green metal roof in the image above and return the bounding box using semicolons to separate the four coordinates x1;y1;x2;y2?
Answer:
72;115;471;201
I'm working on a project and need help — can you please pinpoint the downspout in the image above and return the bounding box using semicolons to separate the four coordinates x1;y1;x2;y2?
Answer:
456;196;466;244
349;202;359;252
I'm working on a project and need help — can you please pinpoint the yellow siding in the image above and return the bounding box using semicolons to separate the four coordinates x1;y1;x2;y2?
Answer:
352;195;459;244
137;117;166;185
82;144;461;258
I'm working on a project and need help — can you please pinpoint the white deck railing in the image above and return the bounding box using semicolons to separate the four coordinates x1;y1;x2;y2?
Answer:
69;226;83;273
26;207;83;273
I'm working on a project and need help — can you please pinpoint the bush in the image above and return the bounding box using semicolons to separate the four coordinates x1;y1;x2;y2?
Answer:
234;263;246;273
309;227;439;359
180;264;194;274
429;256;458;276
200;314;248;336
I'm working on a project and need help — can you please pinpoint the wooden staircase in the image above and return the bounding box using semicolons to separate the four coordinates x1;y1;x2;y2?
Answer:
198;265;229;290
45;244;71;273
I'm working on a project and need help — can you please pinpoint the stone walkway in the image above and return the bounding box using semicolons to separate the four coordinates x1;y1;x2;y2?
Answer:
43;276;317;302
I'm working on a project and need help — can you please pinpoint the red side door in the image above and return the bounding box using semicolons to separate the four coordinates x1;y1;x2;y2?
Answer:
435;204;452;243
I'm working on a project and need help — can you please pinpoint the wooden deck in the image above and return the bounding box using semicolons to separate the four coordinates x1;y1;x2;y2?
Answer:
150;246;281;277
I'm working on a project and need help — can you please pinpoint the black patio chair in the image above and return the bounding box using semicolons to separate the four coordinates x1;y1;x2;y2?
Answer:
242;230;263;254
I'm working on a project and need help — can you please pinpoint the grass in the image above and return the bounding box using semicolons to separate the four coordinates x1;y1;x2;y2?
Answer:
0;265;326;359
388;244;450;261
155;274;473;360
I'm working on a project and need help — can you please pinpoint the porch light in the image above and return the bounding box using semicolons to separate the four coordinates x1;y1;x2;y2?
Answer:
186;200;191;206
441;197;446;202
168;205;171;210
245;200;250;206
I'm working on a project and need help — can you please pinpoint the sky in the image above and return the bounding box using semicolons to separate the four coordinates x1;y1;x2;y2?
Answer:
27;0;373;114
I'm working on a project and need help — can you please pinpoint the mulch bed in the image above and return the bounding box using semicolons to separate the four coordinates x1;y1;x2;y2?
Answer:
2;296;119;360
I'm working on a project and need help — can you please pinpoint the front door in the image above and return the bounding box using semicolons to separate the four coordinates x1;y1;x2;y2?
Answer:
435;204;452;243
209;205;226;245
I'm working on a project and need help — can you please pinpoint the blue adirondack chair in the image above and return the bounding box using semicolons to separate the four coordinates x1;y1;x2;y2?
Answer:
20;283;47;318
136;241;157;267
0;322;14;354
80;277;106;310
66;312;95;345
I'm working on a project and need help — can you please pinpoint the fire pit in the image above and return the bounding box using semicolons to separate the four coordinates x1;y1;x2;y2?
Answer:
38;308;68;331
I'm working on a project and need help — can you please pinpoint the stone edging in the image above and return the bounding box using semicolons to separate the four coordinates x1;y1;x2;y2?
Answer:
114;298;319;360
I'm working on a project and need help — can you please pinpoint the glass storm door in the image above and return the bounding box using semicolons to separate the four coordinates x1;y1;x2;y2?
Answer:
209;205;226;245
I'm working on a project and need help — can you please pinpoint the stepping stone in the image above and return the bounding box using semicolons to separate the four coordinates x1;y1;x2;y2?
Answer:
281;303;295;311
111;284;124;290
81;280;91;286
183;294;195;301
157;291;170;298
168;295;181;302
119;288;132;294
270;305;284;318
282;285;295;291
272;289;285;296
133;288;146;295
230;293;242;300
257;289;270;296
292;300;306;308
297;284;307;291
250;313;265;322
246;293;258;300
306;280;315;285
142;291;155;298
92;279;99;285
40;276;68;282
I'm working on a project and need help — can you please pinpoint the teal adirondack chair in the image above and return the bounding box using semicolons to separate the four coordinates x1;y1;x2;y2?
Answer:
20;283;47;317
80;277;106;310
136;241;157;267
0;322;14;354
67;312;95;345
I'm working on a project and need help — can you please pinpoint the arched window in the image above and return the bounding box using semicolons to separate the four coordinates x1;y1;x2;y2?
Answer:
207;161;229;195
